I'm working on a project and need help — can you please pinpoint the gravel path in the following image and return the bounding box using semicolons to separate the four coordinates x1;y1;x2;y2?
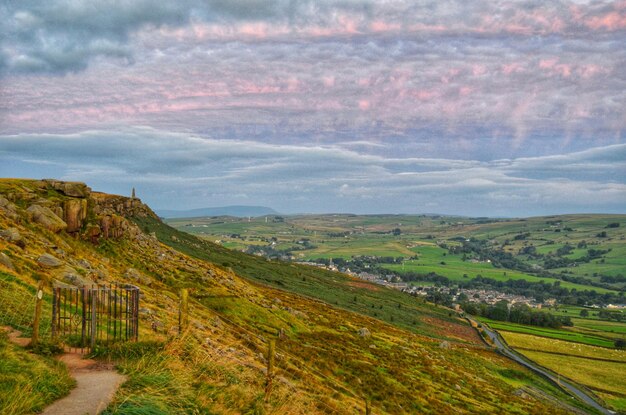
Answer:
4;327;126;415
42;353;126;415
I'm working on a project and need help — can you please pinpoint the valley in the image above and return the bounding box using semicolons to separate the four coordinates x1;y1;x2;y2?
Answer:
0;179;622;414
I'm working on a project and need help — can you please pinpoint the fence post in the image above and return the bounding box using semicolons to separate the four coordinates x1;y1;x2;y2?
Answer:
51;286;57;339
264;339;275;402
179;288;189;335
365;398;371;415
30;280;45;346
91;288;97;350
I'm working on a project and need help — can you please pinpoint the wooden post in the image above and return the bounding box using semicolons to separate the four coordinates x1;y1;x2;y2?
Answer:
365;399;371;415
264;339;275;401
51;287;58;339
90;288;97;350
179;288;189;335
31;280;45;346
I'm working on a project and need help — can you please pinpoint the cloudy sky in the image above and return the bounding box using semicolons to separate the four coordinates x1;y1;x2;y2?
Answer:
1;0;625;216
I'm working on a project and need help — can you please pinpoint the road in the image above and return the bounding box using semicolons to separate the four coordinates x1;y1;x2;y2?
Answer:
468;317;614;415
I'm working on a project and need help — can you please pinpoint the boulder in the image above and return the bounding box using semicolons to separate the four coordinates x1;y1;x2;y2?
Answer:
76;259;92;270
358;327;371;337
0;197;19;220
63;198;88;233
56;266;95;287
37;253;63;268
0;253;15;271
0;228;23;243
123;267;152;286
439;341;451;349
27;204;67;233
43;180;91;198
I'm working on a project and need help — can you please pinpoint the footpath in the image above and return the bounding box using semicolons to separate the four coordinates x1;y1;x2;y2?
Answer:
4;327;126;415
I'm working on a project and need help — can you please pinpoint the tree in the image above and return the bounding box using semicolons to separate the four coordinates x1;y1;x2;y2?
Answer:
579;309;589;317
615;339;626;349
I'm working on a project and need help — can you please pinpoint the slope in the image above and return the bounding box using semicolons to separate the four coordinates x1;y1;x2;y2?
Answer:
0;179;591;414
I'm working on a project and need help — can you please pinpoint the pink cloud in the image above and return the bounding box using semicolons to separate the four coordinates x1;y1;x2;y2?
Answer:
358;99;370;110
370;20;402;33
472;64;487;76
585;12;626;31
459;86;473;97
322;76;335;87
539;59;572;77
577;64;606;79
501;63;524;75
539;58;558;69
409;89;437;101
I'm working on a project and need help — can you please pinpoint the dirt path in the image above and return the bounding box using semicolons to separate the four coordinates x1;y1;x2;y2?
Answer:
42;353;126;415
3;327;126;415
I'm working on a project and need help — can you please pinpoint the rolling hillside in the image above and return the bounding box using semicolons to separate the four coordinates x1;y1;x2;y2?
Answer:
0;179;595;414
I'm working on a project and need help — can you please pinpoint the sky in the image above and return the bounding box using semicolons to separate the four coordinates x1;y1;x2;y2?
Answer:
0;0;625;217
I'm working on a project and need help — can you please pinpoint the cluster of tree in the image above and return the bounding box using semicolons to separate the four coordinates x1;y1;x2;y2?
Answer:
513;232;530;240
599;274;626;284
461;300;573;328
543;248;610;269
596;309;625;322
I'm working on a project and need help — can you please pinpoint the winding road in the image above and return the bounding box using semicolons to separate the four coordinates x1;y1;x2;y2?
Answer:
468;317;614;415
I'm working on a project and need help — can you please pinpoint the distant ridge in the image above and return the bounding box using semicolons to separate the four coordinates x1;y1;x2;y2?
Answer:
156;205;279;218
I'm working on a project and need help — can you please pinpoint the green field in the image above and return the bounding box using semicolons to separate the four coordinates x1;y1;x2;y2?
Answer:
166;213;626;297
498;330;626;412
480;318;619;348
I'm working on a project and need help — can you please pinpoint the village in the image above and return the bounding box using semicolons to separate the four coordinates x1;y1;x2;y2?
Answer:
294;261;553;309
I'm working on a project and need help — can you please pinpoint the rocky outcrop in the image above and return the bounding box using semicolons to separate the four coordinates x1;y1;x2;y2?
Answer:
91;192;158;219
1;179;160;243
27;204;67;233
64;198;88;233
42;179;91;198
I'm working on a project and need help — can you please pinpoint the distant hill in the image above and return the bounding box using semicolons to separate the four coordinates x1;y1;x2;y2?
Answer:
156;205;278;218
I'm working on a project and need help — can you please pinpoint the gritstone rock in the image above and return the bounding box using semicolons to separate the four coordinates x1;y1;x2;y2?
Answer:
57;266;95;287
37;253;63;268
0;228;23;244
27;204;67;233
0;253;15;271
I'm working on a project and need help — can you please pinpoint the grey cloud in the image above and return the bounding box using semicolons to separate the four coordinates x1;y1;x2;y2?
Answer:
1;126;624;216
3;0;624;74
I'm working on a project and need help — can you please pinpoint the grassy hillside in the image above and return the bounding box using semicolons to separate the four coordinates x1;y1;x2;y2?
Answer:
0;179;601;414
134;215;467;340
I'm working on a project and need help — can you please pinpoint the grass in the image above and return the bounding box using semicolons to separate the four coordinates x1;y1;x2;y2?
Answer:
501;331;626;362
480;318;617;348
0;330;75;414
166;213;626;293
499;330;626;412
0;179;617;414
132;216;466;341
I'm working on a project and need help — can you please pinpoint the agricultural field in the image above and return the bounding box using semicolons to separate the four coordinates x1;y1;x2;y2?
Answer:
167;213;626;296
498;330;626;412
481;318;619;348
